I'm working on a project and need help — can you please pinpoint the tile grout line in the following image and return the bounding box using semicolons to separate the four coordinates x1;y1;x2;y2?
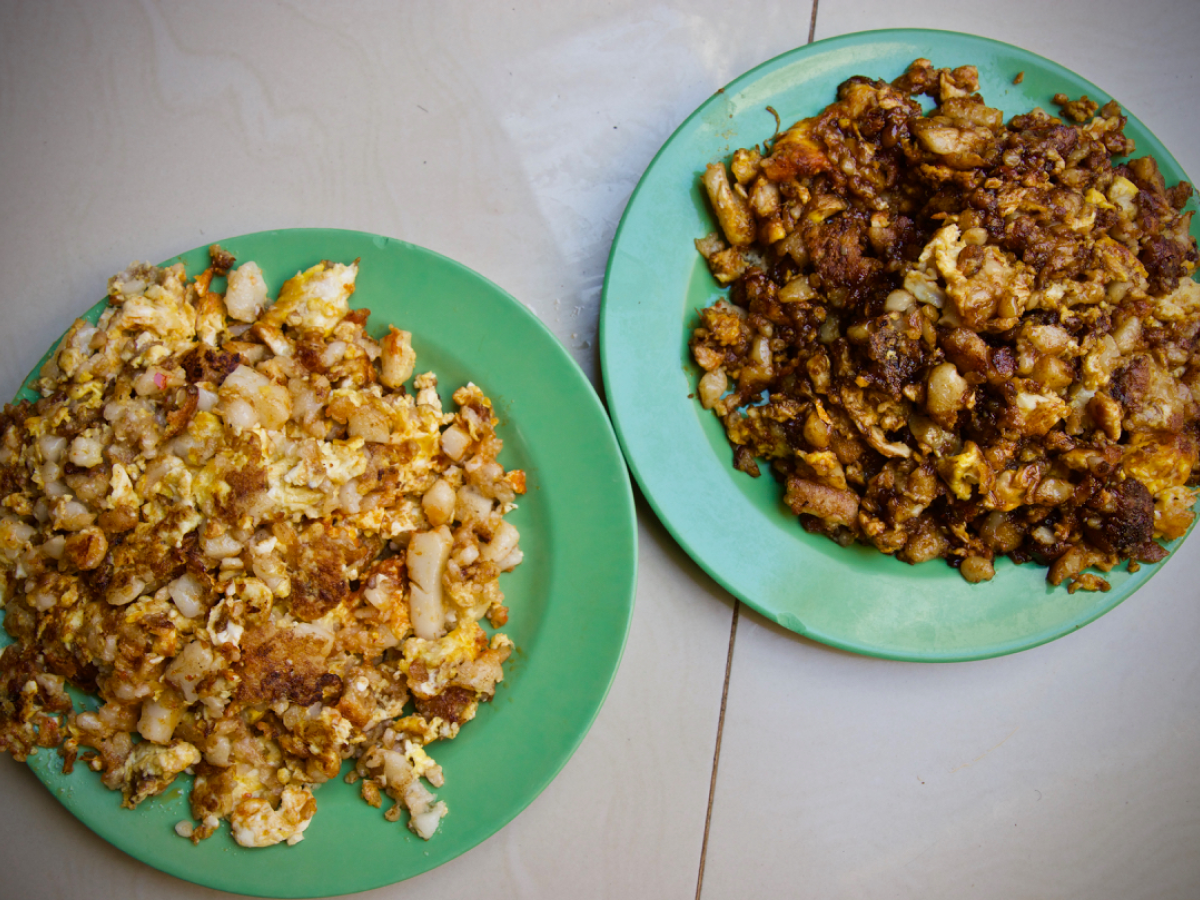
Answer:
696;12;813;897
694;600;740;900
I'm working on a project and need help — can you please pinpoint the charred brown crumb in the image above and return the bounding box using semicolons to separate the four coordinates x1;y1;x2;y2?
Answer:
1053;93;1100;123
208;244;237;274
177;345;241;386
413;686;477;725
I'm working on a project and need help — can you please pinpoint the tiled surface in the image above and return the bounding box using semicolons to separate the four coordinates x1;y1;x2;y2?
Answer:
703;3;1200;898
1;2;1198;899
704;554;1200;899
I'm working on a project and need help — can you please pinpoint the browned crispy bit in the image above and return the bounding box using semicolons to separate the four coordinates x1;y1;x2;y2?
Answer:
208;244;237;274
164;384;200;439
413;686;477;725
235;625;342;707
177;344;241;386
0;645;73;761
1053;93;1100;123
289;550;348;622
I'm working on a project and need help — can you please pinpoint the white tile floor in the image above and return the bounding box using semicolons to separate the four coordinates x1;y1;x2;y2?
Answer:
1;2;1198;898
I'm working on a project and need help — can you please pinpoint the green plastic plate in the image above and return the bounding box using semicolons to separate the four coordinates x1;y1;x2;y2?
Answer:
4;228;637;896
600;29;1198;663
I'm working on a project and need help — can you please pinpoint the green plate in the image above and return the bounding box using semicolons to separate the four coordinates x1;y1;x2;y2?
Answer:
600;29;1198;663
4;228;637;896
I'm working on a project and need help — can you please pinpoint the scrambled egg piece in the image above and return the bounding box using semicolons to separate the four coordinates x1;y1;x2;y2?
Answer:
692;58;1200;590
0;247;526;845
